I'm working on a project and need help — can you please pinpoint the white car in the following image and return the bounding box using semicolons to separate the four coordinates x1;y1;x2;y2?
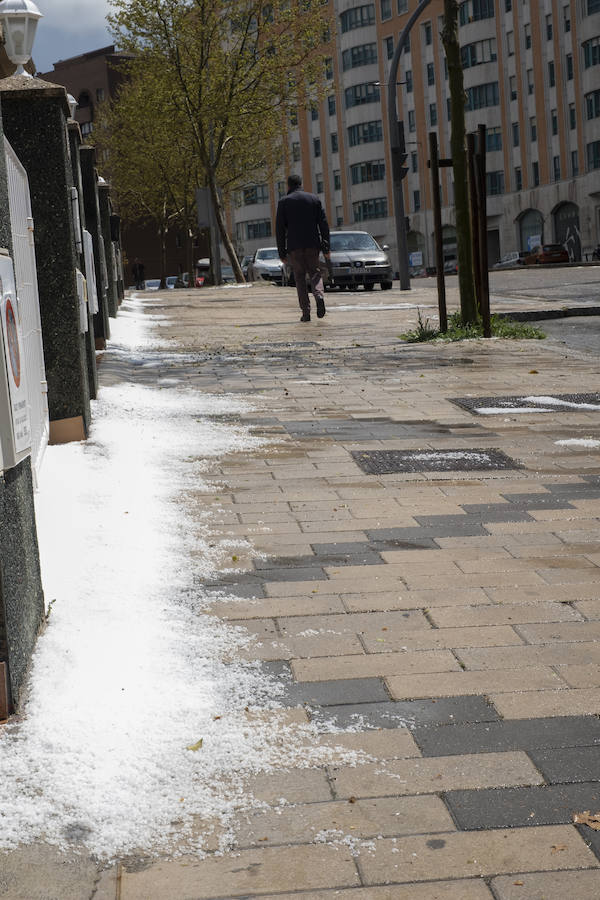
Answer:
248;247;285;285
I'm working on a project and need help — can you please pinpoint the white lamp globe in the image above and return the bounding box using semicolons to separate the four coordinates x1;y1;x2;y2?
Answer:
67;93;78;118
0;0;43;76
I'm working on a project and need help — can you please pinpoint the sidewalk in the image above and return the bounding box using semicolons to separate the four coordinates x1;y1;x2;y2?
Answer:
4;280;600;898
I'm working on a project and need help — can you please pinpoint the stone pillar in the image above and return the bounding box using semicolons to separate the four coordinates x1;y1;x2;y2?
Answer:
111;214;125;303
0;75;91;443
0;96;45;713
98;183;118;318
80;146;110;350
68;121;98;401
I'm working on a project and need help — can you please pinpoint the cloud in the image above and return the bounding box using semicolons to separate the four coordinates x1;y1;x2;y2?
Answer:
36;0;112;37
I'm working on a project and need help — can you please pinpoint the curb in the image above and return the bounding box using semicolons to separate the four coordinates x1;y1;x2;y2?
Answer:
495;306;600;323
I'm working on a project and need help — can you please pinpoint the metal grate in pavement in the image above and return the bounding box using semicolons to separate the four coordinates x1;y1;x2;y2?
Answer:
352;448;519;474
450;392;600;415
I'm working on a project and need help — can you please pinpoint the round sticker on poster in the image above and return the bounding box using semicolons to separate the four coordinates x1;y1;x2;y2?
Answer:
5;297;21;388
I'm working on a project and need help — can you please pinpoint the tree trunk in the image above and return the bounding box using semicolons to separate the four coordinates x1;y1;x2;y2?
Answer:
207;168;245;283
159;222;168;288
442;0;477;324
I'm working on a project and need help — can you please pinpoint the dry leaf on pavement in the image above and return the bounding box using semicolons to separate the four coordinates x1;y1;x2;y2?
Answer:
573;810;600;830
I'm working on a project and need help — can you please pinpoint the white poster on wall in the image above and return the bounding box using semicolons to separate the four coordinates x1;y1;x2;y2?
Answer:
0;254;31;455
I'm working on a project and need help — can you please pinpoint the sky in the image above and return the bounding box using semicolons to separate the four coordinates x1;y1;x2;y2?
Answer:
33;0;113;74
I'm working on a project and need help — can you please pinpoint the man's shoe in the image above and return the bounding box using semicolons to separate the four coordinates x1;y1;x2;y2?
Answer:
300;312;311;322
316;297;326;318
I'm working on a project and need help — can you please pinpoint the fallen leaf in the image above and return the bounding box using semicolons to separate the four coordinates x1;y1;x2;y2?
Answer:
258;837;269;841
348;796;357;804
513;880;524;886
573;810;600;830
551;844;567;853
186;738;203;752
529;369;538;374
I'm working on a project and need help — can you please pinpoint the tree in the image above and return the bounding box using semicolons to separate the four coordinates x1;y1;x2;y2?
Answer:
94;68;204;286
441;0;477;324
108;0;331;282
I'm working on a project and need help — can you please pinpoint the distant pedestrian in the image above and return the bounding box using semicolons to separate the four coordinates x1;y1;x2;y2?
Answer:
276;174;330;322
132;259;145;290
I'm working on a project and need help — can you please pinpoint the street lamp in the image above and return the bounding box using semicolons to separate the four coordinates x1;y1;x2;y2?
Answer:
0;0;43;77
387;0;431;290
67;93;78;119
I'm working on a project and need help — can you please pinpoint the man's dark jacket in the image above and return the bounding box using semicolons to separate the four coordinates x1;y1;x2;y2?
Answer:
276;189;330;258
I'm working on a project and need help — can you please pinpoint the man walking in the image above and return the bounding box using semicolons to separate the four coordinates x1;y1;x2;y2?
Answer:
276;174;330;322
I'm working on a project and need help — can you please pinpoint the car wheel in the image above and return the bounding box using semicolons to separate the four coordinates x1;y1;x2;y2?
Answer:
381;281;393;290
364;283;374;291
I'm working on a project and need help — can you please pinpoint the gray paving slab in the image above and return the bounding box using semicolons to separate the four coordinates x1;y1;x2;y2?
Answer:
366;524;488;542
418;509;534;525
444;782;600;830
309;695;500;730
545;483;600;497
412;717;600;757
279;677;390;707
528;747;600;783
497;493;575;509
252;567;326;583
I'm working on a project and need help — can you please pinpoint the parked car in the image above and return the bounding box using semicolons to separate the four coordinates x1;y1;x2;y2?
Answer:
221;265;236;284
443;259;458;274
144;278;161;290
248;247;285;285
166;275;179;289
493;251;528;269
323;231;393;290
241;255;253;278
526;243;569;264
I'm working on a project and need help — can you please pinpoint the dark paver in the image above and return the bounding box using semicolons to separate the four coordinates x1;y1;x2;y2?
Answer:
279;677;390;708
412;716;600;757
545;482;600;497
500;493;574;509
366;524;488;543
528;747;600;784
309;695;499;730
310;542;384;566
352;449;519;475
444;783;600;830
254;567;326;583
427;507;534;523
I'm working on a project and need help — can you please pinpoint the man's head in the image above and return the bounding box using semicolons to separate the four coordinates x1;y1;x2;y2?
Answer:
287;174;302;191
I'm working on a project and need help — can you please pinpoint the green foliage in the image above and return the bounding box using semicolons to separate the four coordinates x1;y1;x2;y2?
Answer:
400;311;546;343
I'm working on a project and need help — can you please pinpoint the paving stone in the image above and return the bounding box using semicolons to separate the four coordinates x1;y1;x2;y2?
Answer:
278;609;429;637
245;884;495;900
428;602;581;628
557;664;600;688
279;677;390;708
491;689;600;719
359;826;598;884
528;747;600;783
291;650;462;683
366;525;488;543
119;844;360;899
253;566;326;582
234;795;454;848
315;728;421;760
244;768;333;804
0;846;100;900
361;624;523;654
458;642;600;670
330;751;542;799
309;695;499;731
501;492;576;509
342;587;491;612
491;870;600;900
516;622;600;644
412;716;600;757
444;782;600;829
386;667;563;700
207;594;346;619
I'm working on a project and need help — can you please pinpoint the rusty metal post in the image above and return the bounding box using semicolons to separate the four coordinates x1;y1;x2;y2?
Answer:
476;124;491;338
467;132;482;315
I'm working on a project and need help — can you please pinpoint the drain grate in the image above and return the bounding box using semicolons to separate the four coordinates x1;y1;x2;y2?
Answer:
352;448;519;474
450;393;600;415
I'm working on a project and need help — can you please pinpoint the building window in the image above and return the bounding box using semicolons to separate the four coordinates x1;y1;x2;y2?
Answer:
342;42;378;70
510;75;517;100
527;69;534;94
487;126;502;151
246;219;272;240
530;116;537;141
336;206;343;227
525;24;531;49
334;170;341;190
380;0;391;20
569;103;576;129
588;0;600;13
313;137;321;157
96;87;105;102
411;151;418;172
277;180;286;199
353;197;388;221
405;69;413;92
588;140;600;170
413;190;421;211
331;132;339;152
512;122;519;146
551;109;558;135
311;104;319;120
459;0;495;24
243;184;269;204
465;81;499;110
316;176;324;193
398;0;408;10
532;160;540;185
429;102;437;125
328;95;336;115
584;37;600;68
586;89;600;120
324;58;333;80
553;155;561;180
348;119;383;146
81;122;93;136
505;0;512;9
385;36;394;59
548;60;555;87
344;82;380;108
564;4;571;31
340;4;376;32
546;14;552;39
292;142;300;161
506;31;514;56
423;21;432;44
571;150;579;176
350;159;386;184
427;62;435;84
461;37;497;67
408;109;416;131
290;108;298;127
515;166;522;190
566;53;573;79
404;33;410;52
486;171;505;195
